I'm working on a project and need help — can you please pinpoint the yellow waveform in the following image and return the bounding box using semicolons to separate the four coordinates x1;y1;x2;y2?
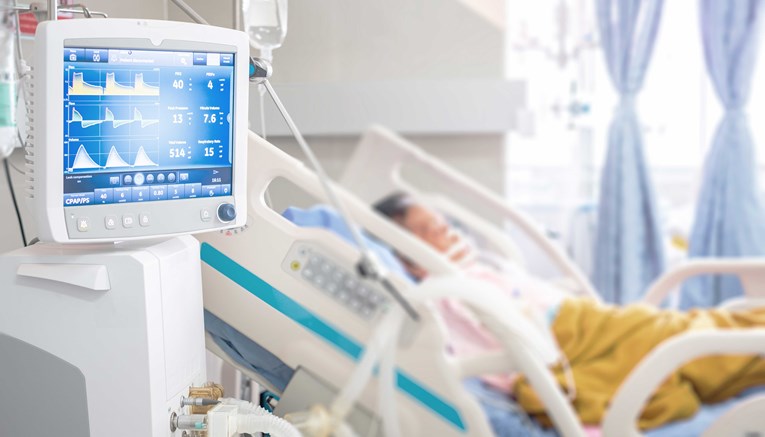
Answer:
104;73;159;96
69;72;161;97
68;73;103;95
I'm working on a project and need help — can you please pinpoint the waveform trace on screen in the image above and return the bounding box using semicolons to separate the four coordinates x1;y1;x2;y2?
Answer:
68;71;160;96
69;145;159;172
70;107;158;129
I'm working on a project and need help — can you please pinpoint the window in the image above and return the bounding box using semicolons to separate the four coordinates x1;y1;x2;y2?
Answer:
503;0;765;252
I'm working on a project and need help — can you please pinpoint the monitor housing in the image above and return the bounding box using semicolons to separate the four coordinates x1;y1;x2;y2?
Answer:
31;19;249;243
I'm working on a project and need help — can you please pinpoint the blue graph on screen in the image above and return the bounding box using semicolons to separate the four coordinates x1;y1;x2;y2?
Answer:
63;53;234;173
64;66;164;172
62;48;236;207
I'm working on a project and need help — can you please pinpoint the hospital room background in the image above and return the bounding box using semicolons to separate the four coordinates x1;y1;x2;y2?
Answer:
2;0;765;425
5;0;765;297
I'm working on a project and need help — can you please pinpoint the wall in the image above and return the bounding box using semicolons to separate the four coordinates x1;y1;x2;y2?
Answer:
233;0;509;216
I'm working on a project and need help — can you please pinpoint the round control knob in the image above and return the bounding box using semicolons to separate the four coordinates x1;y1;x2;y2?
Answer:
133;173;145;186
217;203;237;223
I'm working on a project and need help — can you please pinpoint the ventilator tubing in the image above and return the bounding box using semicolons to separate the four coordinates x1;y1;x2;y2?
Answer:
220;398;303;437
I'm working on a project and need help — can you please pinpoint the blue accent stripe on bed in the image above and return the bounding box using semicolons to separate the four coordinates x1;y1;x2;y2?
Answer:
201;242;468;432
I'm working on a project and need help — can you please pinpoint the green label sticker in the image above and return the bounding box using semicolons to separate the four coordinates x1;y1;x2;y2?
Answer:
0;82;16;128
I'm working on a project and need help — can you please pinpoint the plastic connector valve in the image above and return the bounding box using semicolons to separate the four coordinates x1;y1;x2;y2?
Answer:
207;404;239;437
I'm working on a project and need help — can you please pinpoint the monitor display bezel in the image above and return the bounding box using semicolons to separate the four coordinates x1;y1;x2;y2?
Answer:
34;19;249;243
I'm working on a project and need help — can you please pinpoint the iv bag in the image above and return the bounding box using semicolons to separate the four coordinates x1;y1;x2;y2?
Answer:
243;0;288;62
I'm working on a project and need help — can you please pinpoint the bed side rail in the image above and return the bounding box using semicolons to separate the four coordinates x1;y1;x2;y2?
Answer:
642;258;765;306
603;329;765;437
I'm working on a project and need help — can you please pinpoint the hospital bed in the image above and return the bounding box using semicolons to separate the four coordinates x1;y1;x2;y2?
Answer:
339;126;765;306
197;130;765;437
339;126;765;435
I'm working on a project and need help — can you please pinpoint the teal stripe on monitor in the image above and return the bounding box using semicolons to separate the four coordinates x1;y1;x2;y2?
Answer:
200;242;467;432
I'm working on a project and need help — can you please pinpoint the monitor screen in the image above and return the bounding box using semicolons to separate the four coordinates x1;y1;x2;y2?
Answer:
62;47;235;207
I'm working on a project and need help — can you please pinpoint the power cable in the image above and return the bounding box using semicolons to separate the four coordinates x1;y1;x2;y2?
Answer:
3;157;26;246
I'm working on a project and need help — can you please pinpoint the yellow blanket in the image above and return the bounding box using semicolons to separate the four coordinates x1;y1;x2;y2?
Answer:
514;298;765;429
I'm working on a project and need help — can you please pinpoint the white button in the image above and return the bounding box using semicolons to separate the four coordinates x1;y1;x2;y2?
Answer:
200;209;212;222
77;217;90;232
122;215;135;228
139;213;151;227
133;173;145;186
104;216;117;230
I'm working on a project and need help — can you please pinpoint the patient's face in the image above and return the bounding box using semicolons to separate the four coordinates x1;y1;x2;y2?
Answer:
401;205;455;253
391;204;474;279
399;205;473;265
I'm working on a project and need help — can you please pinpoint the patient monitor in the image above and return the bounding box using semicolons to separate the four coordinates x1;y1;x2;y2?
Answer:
0;19;249;437
32;18;248;243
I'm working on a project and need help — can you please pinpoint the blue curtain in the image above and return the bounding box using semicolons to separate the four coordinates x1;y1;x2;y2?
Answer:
680;0;765;309
593;0;666;303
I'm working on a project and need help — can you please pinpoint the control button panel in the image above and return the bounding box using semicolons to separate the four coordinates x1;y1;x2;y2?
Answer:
64;178;231;206
283;244;389;321
65;197;239;240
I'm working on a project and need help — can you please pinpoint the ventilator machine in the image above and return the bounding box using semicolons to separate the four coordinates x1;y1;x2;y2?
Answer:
0;14;288;437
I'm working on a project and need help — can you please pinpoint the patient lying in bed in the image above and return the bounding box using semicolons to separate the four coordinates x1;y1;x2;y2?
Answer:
373;192;765;430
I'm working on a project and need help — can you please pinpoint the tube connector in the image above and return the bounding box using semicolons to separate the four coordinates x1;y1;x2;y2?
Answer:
181;396;221;407
249;57;272;84
171;414;207;431
207;404;239;436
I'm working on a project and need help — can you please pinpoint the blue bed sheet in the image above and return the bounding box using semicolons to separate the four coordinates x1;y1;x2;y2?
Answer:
205;310;295;392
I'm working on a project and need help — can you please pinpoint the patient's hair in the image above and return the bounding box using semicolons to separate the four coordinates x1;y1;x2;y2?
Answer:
373;192;414;221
